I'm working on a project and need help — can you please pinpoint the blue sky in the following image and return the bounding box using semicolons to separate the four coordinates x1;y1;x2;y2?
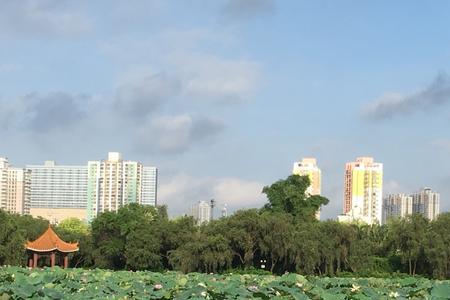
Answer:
1;0;450;218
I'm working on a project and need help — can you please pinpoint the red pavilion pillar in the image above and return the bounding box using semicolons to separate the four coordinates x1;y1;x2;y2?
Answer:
50;252;56;267
63;255;69;268
33;253;38;268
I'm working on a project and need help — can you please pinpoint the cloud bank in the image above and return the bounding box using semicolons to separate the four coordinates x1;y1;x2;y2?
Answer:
137;114;225;154
0;0;91;37
115;72;180;119
362;72;450;120
0;92;89;132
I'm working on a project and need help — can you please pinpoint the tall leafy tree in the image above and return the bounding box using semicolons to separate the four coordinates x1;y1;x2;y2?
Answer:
222;209;262;268
161;216;196;269
57;218;89;237
0;210;25;265
91;203;164;270
168;230;232;273
259;213;294;273
91;211;124;269
387;214;428;275
262;175;329;222
424;213;450;279
125;228;162;271
13;214;48;241
292;222;321;274
55;218;92;268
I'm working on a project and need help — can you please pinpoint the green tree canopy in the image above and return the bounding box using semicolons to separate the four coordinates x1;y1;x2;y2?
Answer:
0;210;25;265
91;203;165;270
262;175;329;222
57;218;89;235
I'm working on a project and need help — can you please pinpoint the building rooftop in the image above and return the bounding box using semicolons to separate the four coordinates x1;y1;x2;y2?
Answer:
108;152;122;162
26;226;79;253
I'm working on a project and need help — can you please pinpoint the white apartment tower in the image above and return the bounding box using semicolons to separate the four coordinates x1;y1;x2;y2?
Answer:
411;188;440;221
87;152;157;221
26;160;88;223
340;157;383;225
0;157;31;215
292;158;321;195
383;194;413;223
191;201;211;225
384;189;440;222
142;166;158;206
292;158;322;219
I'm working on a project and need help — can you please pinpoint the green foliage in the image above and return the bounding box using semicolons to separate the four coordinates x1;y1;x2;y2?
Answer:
91;203;164;270
0;267;449;299
12;214;48;241
259;213;294;273
0;211;25;266
1;173;450;280
387;214;429;275
54;218;92;268
424;213;450;279
57;218;88;237
262;175;329;221
168;231;233;273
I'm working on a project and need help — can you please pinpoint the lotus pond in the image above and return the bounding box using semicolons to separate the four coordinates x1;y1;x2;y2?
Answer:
0;267;450;299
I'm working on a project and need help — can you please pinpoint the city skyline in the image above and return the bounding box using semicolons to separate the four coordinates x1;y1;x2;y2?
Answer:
0;152;157;222
1;1;450;219
0;150;444;223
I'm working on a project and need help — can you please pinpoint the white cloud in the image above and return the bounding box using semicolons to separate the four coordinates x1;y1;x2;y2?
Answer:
178;54;261;104
114;72;180;119
158;173;267;217
213;178;266;208
137;114;225;154
102;28;261;106
0;0;91;37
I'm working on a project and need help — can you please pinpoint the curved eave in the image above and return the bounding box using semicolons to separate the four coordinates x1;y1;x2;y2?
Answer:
26;246;79;253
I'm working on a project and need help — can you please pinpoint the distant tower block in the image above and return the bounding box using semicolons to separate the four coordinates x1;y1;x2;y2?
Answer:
221;204;228;218
190;201;211;225
411;188;440;221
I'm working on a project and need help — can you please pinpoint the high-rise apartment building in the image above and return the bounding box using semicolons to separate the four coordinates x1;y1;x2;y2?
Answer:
383;189;440;222
26;161;88;223
0;159;6;210
411;188;440;221
142;166;158;206
0;157;31;215
1;153;157;222
190;201;211;225
340;157;383;224
87;152;157;220
383;193;413;223
292;158;322;219
292;158;321;195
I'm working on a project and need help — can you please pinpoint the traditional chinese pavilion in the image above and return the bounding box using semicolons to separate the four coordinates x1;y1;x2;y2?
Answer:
25;226;79;268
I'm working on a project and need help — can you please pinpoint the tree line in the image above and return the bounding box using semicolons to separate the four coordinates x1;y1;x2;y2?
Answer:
1;175;450;279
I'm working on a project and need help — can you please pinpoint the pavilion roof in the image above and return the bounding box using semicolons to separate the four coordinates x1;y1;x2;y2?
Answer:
26;226;79;253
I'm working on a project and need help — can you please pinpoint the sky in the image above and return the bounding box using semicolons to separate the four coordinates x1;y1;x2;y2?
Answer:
1;0;450;219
